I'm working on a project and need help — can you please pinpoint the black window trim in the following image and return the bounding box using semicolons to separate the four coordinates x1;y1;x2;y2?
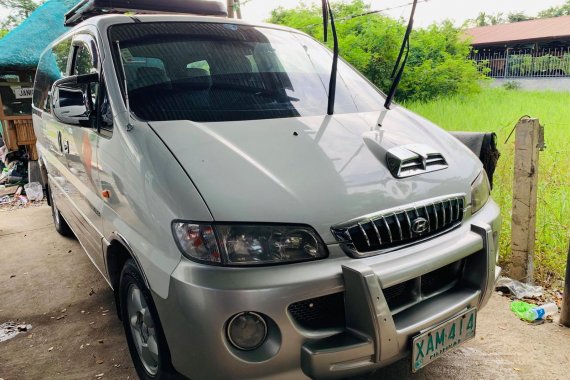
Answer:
69;32;114;137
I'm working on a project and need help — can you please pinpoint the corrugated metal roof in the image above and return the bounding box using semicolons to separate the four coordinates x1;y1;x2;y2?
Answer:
465;16;570;46
0;0;80;70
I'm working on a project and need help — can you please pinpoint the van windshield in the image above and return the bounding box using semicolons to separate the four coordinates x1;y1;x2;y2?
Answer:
109;22;384;123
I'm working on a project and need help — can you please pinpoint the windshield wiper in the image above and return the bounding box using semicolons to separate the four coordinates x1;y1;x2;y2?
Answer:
384;0;418;110
321;0;339;115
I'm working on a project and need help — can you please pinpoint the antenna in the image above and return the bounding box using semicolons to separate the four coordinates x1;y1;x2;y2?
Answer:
383;0;418;111
321;0;339;116
115;40;133;132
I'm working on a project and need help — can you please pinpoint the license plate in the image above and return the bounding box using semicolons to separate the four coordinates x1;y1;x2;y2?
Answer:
411;308;477;372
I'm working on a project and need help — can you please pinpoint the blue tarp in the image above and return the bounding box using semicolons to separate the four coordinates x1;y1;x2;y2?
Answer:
0;0;80;70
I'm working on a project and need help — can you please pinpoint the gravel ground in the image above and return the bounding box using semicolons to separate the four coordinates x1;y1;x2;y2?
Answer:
1;206;569;380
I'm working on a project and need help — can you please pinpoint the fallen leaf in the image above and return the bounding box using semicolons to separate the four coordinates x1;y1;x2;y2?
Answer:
114;364;121;368
56;315;65;320
61;309;67;313
513;368;521;371
10;275;16;278
97;359;104;364
48;347;54;352
80;344;84;349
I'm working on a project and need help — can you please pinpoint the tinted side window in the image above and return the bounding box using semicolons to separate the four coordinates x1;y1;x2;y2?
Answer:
33;38;71;112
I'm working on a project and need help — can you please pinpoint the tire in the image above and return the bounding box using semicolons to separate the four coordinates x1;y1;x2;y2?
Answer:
48;182;73;237
119;259;177;380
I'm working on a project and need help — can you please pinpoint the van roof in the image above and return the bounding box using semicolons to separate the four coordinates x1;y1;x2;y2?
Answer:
65;0;227;27
72;13;301;35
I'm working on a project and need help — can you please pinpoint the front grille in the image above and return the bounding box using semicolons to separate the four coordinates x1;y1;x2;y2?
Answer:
384;279;417;310
331;195;465;257
384;259;465;312
288;293;345;330
422;260;464;296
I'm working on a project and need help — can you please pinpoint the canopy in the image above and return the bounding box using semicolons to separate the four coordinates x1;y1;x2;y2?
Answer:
0;0;80;70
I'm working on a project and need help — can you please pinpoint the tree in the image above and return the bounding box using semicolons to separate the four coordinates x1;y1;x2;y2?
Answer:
470;12;505;27
269;0;485;102
538;1;570;18
0;0;43;30
506;12;534;23
488;12;504;25
473;12;489;26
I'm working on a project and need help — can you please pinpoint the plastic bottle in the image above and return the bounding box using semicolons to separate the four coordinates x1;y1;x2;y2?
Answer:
523;303;558;321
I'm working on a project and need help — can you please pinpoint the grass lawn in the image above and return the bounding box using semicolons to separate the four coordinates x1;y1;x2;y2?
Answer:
407;87;569;285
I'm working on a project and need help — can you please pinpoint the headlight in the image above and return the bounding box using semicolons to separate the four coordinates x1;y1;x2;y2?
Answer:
172;222;328;265
471;170;490;214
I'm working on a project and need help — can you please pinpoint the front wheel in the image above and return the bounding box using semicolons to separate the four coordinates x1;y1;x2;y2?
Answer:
48;182;73;237
119;260;176;380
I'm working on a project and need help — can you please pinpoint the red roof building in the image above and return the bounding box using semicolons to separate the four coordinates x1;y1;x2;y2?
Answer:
465;17;570;78
465;16;570;51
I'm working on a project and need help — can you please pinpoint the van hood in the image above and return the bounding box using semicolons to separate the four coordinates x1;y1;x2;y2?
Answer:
149;107;481;243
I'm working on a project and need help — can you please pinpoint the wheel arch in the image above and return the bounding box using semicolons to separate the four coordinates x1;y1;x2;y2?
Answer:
105;232;150;319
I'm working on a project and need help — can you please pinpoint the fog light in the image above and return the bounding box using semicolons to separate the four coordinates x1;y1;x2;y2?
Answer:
227;312;267;350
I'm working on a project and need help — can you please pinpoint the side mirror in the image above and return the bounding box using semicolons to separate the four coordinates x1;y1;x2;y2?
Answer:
51;73;99;127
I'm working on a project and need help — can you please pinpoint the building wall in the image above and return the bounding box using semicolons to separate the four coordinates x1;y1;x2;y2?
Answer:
490;77;570;92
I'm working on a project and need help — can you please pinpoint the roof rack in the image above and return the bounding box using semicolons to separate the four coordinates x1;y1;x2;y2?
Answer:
64;0;227;27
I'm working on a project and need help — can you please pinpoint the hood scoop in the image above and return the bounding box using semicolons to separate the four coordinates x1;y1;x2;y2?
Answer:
386;144;448;178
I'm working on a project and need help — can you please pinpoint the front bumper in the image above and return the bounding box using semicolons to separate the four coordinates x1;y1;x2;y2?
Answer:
153;201;501;380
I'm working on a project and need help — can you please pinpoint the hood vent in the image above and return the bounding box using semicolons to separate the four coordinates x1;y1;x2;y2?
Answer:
386;144;448;178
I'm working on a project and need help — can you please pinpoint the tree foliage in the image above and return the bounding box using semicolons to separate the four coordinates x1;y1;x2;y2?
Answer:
470;1;570;27
470;11;535;26
538;0;570;18
0;0;43;29
506;12;534;23
269;0;485;102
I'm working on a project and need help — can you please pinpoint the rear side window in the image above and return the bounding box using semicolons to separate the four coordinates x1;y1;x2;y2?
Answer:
33;38;72;112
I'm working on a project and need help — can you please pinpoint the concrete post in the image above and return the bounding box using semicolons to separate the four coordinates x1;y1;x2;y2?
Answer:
560;241;570;327
507;118;541;283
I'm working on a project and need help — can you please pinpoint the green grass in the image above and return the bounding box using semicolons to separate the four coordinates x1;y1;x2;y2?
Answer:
406;87;570;285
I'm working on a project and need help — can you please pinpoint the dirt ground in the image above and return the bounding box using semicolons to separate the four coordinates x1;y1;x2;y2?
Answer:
1;206;569;380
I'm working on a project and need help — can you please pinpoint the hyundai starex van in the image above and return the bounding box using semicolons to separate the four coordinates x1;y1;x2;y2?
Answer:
32;2;501;379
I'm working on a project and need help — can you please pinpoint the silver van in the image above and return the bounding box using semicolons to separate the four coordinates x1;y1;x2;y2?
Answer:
33;1;501;379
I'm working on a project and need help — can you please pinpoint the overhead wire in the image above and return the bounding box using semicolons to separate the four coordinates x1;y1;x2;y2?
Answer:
335;0;431;22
